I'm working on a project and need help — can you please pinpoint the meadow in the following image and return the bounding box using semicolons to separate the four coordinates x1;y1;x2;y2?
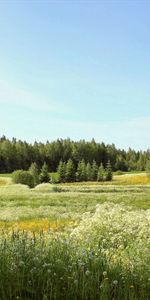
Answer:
0;173;149;300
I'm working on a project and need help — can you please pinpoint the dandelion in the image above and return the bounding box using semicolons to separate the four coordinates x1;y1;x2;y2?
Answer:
113;280;118;285
103;271;107;277
85;270;90;276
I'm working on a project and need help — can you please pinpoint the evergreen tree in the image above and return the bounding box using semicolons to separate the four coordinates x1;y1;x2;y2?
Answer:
57;161;66;182
39;162;50;183
29;162;39;186
105;160;113;181
65;159;75;182
146;160;150;177
86;162;92;181
97;163;105;182
76;159;87;182
91;160;98;181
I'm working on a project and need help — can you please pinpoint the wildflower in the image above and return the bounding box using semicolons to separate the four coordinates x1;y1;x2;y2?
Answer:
103;271;107;277
113;280;118;285
85;270;90;276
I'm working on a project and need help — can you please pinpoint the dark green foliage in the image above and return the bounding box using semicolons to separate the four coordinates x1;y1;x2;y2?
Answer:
91;160;98;181
12;170;34;188
86;162;92;181
97;163;105;182
146;160;150;177
0;136;150;174
39;163;50;183
29;162;39;186
57;161;66;182
65;159;75;182
76;159;87;181
105;160;113;181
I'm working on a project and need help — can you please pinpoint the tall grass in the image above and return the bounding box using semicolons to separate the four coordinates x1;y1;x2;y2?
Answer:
0;203;149;300
0;175;150;299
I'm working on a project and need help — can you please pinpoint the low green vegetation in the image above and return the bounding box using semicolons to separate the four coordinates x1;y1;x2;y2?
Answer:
0;173;149;299
12;170;35;188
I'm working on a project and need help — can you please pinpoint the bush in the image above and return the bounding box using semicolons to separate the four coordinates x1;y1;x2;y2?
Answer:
50;172;60;184
12;170;34;188
52;185;62;192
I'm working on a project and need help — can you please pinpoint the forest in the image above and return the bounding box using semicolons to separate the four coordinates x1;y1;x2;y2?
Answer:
0;135;149;173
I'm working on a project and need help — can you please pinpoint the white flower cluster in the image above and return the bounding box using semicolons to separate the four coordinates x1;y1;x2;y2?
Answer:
71;202;150;274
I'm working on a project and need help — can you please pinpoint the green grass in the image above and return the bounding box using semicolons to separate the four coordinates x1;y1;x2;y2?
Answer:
0;183;149;225
0;173;12;177
0;174;149;299
0;203;149;300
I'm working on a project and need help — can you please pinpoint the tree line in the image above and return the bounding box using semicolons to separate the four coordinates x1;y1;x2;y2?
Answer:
12;159;112;187
57;159;112;182
0;135;150;173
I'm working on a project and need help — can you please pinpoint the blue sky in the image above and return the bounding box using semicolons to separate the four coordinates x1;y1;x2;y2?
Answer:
0;0;150;150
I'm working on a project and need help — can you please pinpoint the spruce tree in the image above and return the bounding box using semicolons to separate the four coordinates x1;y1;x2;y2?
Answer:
91;160;98;181
39;162;50;183
65;159;75;182
146;160;150;177
57;161;66;182
86;162;92;181
29;162;39;186
105;160;113;181
97;163;105;182
76;159;87;182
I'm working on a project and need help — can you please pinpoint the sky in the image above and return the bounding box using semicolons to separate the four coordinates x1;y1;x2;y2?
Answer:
0;0;150;150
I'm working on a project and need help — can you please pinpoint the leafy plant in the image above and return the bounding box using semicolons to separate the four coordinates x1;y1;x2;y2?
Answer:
12;170;34;188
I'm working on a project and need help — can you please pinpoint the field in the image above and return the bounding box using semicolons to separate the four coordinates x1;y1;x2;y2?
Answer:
0;173;150;299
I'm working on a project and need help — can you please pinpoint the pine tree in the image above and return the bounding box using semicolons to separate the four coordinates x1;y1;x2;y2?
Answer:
91;160;98;181
86;162;92;181
97;163;105;182
76;159;87;182
29;162;39;186
105;160;113;181
146;160;150;177
65;159;75;182
39;162;50;183
57;161;66;182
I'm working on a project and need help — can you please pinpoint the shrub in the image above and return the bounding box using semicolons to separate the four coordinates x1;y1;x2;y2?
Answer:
52;185;62;192
50;172;60;184
12;170;34;188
